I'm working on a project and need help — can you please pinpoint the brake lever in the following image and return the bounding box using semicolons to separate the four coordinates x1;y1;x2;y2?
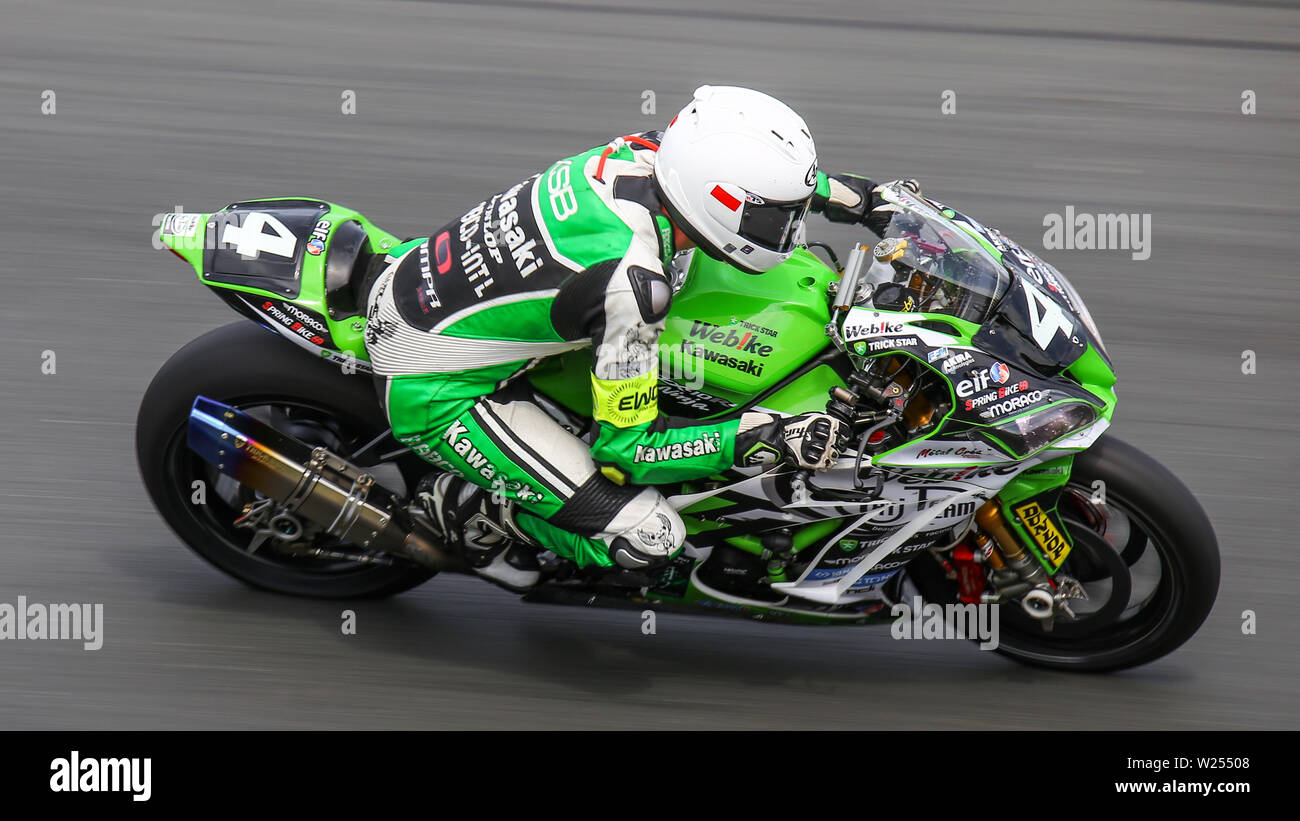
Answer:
852;416;895;491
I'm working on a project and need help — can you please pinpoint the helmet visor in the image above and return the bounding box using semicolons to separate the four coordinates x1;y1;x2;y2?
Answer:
738;196;810;253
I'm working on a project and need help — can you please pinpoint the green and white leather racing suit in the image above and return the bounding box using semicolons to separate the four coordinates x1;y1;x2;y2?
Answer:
364;131;873;569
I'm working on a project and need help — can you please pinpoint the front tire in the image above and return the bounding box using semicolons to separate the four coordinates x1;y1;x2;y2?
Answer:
136;321;435;598
909;435;1220;672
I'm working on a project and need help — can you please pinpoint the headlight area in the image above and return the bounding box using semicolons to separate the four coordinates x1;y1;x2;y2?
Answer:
979;401;1098;459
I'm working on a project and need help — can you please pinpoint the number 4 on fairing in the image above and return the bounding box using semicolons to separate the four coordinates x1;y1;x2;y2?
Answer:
221;211;297;259
1023;278;1073;350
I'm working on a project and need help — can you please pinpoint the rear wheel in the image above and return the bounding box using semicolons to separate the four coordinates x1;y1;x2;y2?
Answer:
136;322;436;598
908;435;1220;672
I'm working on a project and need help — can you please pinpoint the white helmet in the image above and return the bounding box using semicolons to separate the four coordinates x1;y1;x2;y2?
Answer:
654;85;818;275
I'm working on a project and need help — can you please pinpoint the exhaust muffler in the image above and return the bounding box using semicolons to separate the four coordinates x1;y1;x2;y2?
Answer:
186;396;456;570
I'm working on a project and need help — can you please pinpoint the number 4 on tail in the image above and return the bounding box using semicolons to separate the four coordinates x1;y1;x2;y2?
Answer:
222;212;297;259
1023;279;1073;349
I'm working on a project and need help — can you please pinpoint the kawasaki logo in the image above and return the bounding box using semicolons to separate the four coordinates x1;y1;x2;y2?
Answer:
413;427;544;503
682;342;764;377
633;432;722;463
495;181;541;278
688;320;774;357
442;420;500;481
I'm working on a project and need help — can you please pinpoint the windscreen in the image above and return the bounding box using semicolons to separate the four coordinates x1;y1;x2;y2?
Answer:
857;187;1010;325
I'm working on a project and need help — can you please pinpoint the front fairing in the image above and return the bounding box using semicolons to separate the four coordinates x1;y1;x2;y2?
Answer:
935;200;1111;377
837;186;1117;466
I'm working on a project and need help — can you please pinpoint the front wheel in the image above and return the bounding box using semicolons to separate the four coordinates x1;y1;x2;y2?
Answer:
136;321;436;598
910;435;1220;672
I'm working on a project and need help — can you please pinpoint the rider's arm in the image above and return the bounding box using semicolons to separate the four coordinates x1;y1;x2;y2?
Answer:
811;171;920;235
554;242;744;485
574;251;844;483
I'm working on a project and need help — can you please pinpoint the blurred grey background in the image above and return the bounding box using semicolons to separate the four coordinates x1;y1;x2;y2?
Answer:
0;0;1296;729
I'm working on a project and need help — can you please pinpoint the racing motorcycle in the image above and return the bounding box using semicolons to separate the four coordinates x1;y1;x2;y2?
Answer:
136;184;1219;672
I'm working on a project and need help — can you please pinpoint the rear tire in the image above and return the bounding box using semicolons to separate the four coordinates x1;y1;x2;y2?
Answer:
136;322;435;598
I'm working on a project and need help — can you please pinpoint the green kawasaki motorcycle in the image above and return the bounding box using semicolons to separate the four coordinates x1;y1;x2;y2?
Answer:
136;184;1219;671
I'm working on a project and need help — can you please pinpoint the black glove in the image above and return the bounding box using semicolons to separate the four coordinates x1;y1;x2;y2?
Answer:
818;173;878;224
735;412;850;471
818;174;923;234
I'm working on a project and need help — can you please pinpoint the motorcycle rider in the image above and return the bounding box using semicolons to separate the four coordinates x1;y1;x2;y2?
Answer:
364;85;900;590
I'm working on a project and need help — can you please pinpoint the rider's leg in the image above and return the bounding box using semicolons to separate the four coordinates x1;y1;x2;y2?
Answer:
381;373;685;585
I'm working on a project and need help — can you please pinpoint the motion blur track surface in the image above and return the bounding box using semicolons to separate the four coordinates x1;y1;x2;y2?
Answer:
0;0;1294;729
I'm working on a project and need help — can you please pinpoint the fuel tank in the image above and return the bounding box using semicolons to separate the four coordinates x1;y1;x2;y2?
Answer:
527;247;841;420
657;247;838;407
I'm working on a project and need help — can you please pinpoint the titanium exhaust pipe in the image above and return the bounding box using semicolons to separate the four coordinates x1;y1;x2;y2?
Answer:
186;396;456;570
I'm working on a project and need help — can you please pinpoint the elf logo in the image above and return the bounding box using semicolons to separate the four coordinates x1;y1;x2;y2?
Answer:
305;219;330;255
956;362;1012;398
687;320;774;357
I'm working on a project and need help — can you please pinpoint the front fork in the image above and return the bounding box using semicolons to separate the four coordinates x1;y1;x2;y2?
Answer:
964;503;1065;628
946;458;1095;630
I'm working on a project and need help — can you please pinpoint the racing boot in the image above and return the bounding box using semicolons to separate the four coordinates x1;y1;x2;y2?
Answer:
415;473;542;592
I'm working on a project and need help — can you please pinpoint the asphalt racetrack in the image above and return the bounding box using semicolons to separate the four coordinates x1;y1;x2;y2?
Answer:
0;0;1296;729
